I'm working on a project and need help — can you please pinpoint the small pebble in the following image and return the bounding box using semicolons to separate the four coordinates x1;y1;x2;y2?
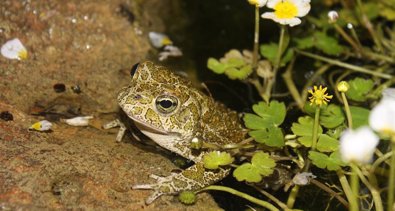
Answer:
71;85;81;94
53;83;66;93
0;111;13;121
29;120;53;131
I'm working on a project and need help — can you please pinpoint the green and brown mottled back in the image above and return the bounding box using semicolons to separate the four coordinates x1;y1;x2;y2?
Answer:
118;61;246;161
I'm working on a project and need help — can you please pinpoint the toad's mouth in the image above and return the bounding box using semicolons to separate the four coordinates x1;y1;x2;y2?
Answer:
127;115;169;135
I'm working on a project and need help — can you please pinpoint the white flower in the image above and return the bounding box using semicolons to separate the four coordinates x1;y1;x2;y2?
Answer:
369;97;395;134
340;127;379;164
1;38;28;60
148;32;173;48
261;0;311;27
248;0;267;7
327;11;339;23
63;116;93;127
158;45;183;61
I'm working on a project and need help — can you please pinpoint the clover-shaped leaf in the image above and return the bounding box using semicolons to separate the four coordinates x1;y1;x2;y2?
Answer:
233;152;276;182
203;151;234;170
248;126;284;147
308;151;345;171
316;134;339;152
233;163;262;183
244;101;286;129
346;77;374;102
207;58;226;74
320;104;345;129
291;116;323;147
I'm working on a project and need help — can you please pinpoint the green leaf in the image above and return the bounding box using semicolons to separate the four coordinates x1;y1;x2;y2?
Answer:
207;58;226;74
380;0;395;20
203;151;234;170
260;43;293;67
249;126;284;147
346;77;374;102
349;106;370;129
326;126;346;139
309;151;345;171
313;32;344;55
320;104;345;129
233;152;276;183
243;101;286;129
316;134;339;152
291;116;323;147
251;151;276;176
295;32;345;55
233;163;262;183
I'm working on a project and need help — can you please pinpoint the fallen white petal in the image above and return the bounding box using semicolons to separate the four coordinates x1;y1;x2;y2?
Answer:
148;32;172;48
63;116;93;126
1;38;28;60
30;120;53;131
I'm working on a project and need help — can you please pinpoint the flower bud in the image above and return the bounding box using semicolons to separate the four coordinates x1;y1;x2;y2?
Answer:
327;11;339;23
337;81;350;93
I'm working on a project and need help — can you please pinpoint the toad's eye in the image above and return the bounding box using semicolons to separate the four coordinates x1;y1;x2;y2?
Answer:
130;62;139;77
155;95;178;114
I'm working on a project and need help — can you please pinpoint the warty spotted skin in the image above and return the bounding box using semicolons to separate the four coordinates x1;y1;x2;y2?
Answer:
117;61;246;204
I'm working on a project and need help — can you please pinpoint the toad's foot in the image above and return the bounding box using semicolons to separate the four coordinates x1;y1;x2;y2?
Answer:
132;162;230;204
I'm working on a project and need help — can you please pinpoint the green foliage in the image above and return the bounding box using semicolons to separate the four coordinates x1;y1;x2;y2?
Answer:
206;50;253;80
308;151;345;171
178;191;196;205
379;0;395;20
350;106;370;129
320;104;345;129
295;32;345;55
304;104;345;129
233;151;276;183
316;134;339;152
260;43;294;67
244;101;286;147
203;151;234;170
291;116;323;147
346;77;374;102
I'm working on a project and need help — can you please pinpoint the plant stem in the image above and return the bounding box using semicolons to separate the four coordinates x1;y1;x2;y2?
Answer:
254;186;293;211
311;106;320;150
333;23;361;54
252;5;260;70
350;163;360;211
310;179;349;208
387;139;395;211
263;25;286;101
354;166;383;211
296;50;393;79
286;184;299;208
337;170;358;210
198;185;279;211
282;58;304;109
340;92;353;128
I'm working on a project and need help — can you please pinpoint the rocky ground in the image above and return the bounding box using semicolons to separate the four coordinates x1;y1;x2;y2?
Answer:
0;0;221;210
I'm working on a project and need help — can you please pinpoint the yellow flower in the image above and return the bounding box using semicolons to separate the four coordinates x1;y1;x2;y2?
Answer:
308;85;333;106
261;0;311;27
248;0;267;7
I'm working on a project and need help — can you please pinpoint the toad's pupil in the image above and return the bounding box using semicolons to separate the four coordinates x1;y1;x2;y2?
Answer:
160;100;173;108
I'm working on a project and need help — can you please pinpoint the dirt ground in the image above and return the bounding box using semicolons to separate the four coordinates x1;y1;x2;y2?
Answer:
0;0;221;210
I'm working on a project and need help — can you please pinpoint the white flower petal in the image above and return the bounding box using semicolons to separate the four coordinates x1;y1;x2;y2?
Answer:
148;32;172;48
1;38;28;60
369;98;395;132
30;120;53;131
266;0;282;8
262;12;301;26
63;116;93;127
295;0;311;17
340;127;379;164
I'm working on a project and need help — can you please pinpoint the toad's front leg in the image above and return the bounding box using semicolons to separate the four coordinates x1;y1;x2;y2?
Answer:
133;162;229;204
